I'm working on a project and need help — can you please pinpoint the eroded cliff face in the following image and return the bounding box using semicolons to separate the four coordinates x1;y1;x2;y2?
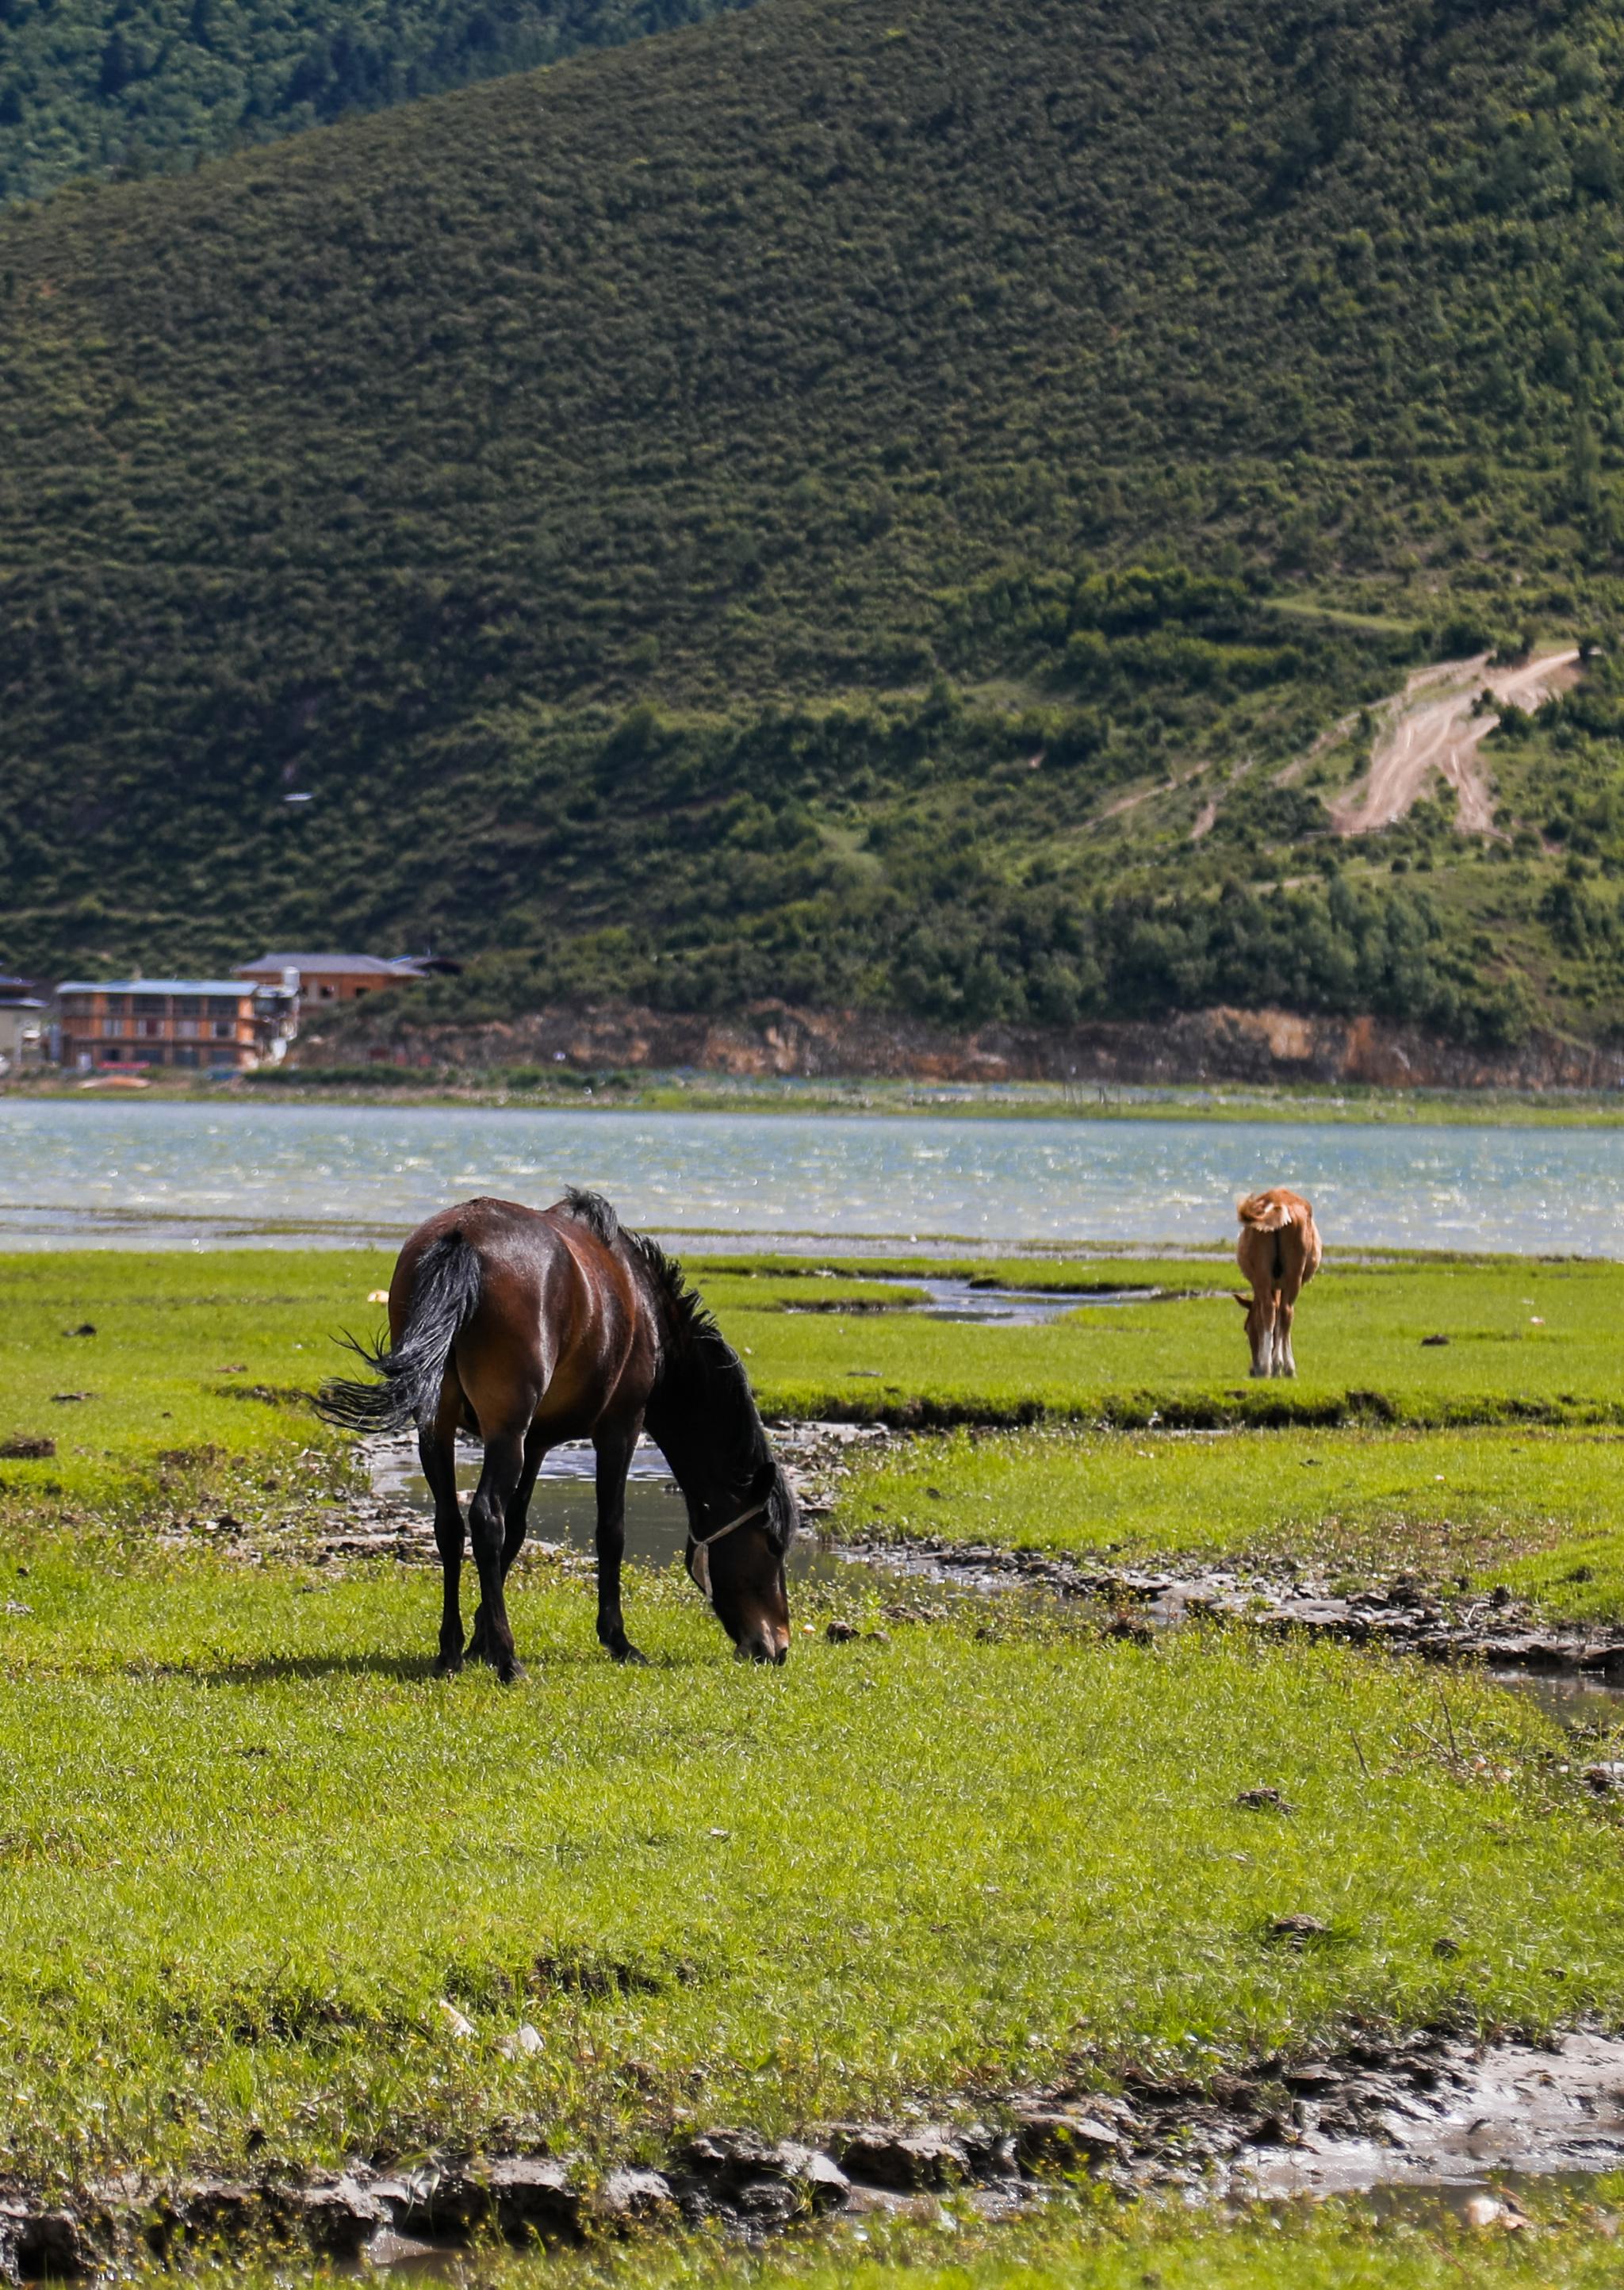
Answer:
299;999;1624;1092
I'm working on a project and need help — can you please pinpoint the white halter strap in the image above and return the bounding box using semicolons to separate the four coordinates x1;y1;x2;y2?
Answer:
687;1497;771;1604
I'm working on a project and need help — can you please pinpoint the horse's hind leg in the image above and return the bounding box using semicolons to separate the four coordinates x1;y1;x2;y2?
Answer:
469;1428;527;1683
419;1425;466;1676
469;1423;545;1662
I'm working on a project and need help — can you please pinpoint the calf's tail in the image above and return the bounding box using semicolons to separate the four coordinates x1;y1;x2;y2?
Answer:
315;1231;483;1433
1237;1193;1292;1233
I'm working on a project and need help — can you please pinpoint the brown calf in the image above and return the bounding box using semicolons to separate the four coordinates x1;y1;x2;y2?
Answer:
1235;1188;1322;1379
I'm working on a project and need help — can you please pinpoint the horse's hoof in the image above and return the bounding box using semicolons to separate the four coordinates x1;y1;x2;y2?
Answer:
434;1652;463;1678
609;1641;649;1666
495;1658;526;1686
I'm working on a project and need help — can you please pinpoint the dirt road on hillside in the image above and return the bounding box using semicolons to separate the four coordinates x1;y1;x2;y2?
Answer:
1330;648;1580;836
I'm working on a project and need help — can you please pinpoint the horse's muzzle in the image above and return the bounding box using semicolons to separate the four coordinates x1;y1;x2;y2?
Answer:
736;1625;790;1665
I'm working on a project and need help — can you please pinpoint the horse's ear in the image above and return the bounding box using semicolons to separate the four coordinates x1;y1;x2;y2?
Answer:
1231;1292;1252;1309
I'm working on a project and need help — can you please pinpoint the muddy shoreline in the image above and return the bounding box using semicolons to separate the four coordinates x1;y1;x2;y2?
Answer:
8;2025;1624;2274
204;1421;1624;1687
840;1534;1624;1682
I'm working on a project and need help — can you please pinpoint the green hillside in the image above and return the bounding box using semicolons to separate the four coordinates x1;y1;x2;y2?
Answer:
6;0;1624;1046
0;0;755;203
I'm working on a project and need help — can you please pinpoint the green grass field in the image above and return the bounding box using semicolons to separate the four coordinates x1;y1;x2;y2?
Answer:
699;1253;1624;1431
5;1239;1624;2285
0;1543;1618;2190
837;1424;1624;1622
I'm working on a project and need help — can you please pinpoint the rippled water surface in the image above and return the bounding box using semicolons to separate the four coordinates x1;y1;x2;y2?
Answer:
0;1101;1619;1252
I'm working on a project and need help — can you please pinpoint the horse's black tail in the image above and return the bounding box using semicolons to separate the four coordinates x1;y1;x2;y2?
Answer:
315;1231;483;1434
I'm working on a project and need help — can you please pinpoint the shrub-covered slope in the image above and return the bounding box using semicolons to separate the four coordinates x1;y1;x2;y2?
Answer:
6;0;1624;1042
0;0;756;203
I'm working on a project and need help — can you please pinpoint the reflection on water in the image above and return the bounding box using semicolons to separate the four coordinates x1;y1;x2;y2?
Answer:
369;1434;687;1567
1;1100;1621;1254
369;1434;843;1581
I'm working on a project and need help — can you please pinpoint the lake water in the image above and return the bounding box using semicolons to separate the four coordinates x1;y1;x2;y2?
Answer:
0;1100;1618;1254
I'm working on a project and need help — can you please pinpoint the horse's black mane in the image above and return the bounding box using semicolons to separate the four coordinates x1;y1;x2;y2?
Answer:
630;1229;782;1519
560;1186;623;1247
558;1190;785;1537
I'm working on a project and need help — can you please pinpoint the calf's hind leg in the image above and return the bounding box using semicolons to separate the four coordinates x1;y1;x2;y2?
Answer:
468;1427;528;1683
1275;1283;1301;1378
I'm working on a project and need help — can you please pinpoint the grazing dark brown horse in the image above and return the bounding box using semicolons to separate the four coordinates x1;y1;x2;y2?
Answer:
316;1191;797;1677
1235;1187;1322;1379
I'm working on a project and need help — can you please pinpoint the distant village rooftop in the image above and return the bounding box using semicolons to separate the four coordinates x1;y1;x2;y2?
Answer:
56;978;274;998
236;953;428;978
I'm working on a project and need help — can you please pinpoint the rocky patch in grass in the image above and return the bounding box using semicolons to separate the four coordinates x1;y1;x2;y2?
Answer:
10;2030;1624;2273
836;1535;1624;1680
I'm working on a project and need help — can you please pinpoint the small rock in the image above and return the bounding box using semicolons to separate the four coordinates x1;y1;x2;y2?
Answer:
1432;1936;1462;1958
1013;2111;1122;2170
1267;1914;1330;1947
384;2162;491;2235
49;1392;92;1405
1419;1333;1450;1347
1235;1787;1293;1814
1462;2192;1526;2230
0;1436;55;1460
296;2178;389;2254
839;2124;972;2190
485;2156;581;2239
594;2167;673;2222
1488;1585;1512;1610
65;1323;96;1337
1582;1763;1624;1794
0;2204;96;2278
825;1621;861;1642
436;2000;475;2039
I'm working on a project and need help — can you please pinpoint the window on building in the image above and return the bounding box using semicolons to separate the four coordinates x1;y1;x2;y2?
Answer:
134;994;166;1015
207;997;239;1018
174;997;201;1017
212;1021;234;1040
101;1018;123;1039
140;1018;163;1039
174;1046;199;1068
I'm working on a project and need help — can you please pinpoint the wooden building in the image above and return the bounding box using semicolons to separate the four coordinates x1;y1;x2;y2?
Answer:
54;979;289;1072
233;952;431;1006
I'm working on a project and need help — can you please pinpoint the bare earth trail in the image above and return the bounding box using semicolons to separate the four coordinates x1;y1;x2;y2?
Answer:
1330;648;1581;835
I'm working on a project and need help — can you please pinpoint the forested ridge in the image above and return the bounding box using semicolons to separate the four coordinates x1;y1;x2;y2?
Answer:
8;0;1624;1045
0;0;756;202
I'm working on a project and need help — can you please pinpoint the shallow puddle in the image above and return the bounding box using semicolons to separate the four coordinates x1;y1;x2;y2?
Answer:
366;1432;856;1586
875;1276;1147;1325
1240;2033;1624;2204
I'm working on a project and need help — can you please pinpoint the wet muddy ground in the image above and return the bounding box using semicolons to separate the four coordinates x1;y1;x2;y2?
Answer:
16;2027;1624;2275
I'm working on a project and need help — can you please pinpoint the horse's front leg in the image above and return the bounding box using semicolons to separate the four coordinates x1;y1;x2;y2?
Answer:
593;1421;645;1665
469;1423;545;1662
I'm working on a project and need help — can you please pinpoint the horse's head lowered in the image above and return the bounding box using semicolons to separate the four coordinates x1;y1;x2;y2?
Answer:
638;1242;799;1663
680;1451;799;1664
